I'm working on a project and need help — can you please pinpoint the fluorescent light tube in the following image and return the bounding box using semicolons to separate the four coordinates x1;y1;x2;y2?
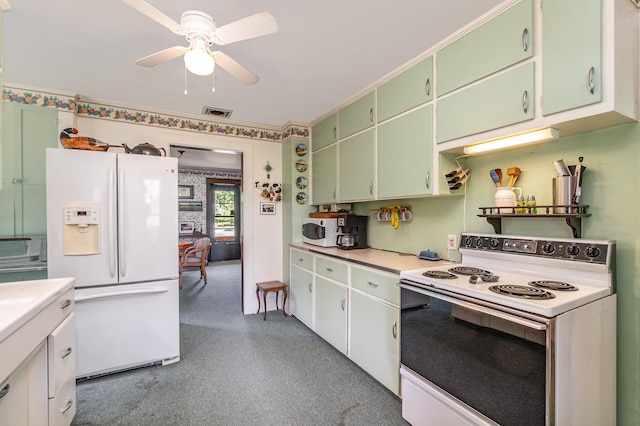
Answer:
463;128;559;155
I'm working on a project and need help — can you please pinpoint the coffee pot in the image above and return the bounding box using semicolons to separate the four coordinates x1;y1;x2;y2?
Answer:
122;142;166;156
336;214;368;250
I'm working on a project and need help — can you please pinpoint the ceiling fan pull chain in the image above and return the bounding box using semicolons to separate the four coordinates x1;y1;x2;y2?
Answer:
184;65;188;95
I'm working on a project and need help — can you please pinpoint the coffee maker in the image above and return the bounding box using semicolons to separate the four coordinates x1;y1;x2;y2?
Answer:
336;214;368;250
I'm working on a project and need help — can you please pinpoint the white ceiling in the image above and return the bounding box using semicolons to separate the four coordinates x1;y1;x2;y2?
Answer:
3;0;504;129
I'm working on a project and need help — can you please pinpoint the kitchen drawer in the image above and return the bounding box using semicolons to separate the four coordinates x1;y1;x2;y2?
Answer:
48;376;76;426
291;249;314;272
351;266;399;306
315;256;348;284
47;313;76;398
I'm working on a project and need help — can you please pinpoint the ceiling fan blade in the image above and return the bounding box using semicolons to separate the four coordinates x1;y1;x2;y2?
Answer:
213;11;278;45
122;0;183;34
136;46;188;67
213;52;259;85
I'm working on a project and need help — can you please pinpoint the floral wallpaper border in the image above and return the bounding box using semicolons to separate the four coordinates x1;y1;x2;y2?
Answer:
2;87;309;142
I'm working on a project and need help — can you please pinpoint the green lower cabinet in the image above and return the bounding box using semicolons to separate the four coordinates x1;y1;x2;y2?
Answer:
338;129;375;202
436;62;535;144
290;265;314;329
350;290;400;395
377;106;433;198
311;145;337;204
314;276;348;354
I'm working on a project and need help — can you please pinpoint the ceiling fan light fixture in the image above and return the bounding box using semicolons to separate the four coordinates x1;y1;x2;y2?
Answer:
184;38;215;76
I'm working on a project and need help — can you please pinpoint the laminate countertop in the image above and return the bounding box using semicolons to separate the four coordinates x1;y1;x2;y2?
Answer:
0;277;75;343
290;243;456;274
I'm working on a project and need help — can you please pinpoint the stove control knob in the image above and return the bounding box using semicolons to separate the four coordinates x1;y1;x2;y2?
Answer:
586;246;601;258
474;237;483;247
567;245;580;256
463;236;473;247
542;243;555;255
490;239;500;249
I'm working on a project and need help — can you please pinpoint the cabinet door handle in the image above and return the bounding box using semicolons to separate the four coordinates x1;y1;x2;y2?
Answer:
341;298;346;311
325;267;334;272
333;126;337;139
61;347;73;359
59;299;72;310
0;384;9;399
369;182;373;195
369;107;374;122
425;171;430;189
333;188;336;200
392;321;398;339
308;283;312;293
522;90;528;114
11;178;23;184
521;28;529;52
425;78;431;96
367;281;379;288
298;257;304;262
588;66;595;94
61;399;74;414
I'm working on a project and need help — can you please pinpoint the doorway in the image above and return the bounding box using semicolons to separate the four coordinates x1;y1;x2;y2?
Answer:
207;180;241;262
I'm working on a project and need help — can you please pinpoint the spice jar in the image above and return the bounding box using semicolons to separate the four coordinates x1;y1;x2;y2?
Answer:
526;195;537;214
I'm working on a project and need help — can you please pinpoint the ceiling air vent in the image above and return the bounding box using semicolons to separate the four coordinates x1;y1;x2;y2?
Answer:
202;106;233;118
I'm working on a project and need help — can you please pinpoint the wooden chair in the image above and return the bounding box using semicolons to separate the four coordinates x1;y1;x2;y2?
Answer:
180;237;211;288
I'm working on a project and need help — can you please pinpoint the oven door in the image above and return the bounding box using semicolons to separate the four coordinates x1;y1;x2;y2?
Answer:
400;282;551;426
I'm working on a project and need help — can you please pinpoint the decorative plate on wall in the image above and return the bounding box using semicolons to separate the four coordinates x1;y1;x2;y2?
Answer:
296;192;307;204
295;159;307;172
296;143;307;157
296;176;308;189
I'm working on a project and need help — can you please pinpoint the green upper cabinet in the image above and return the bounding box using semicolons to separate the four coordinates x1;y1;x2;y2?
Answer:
542;0;601;116
338;91;375;139
311;145;337;205
0;103;58;237
377;106;433;198
437;62;534;143
338;129;375;202
436;0;533;96
377;56;433;123
311;113;337;152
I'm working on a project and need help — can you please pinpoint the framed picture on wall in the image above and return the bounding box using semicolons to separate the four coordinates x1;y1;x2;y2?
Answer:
179;221;195;234
179;201;203;211
260;202;276;215
178;185;194;199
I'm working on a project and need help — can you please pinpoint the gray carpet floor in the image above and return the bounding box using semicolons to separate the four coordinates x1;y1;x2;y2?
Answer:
71;261;407;425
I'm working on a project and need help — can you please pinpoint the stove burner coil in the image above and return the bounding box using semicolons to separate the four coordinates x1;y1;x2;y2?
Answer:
469;274;500;284
528;280;578;291
422;270;457;279
449;266;492;276
489;285;556;300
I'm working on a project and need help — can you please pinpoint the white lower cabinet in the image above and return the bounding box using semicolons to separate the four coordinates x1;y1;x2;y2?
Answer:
0;342;48;426
290;264;314;329
48;314;76;424
315;276;348;354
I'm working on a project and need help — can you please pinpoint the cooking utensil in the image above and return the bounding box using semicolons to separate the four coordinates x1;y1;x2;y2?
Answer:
490;169;501;187
552;159;571;177
122;142;167;156
573;156;583;203
496;168;503;186
506;167;521;187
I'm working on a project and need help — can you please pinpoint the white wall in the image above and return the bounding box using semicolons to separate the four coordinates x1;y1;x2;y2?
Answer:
68;115;283;314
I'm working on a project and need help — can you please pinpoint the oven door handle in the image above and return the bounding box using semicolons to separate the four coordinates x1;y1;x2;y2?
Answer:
399;284;548;331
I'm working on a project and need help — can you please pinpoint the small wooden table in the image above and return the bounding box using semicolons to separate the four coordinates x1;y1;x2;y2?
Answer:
178;241;193;288
256;281;288;320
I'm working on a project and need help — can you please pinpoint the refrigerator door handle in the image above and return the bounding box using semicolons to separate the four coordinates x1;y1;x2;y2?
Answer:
118;166;126;278
76;287;170;302
109;166;117;278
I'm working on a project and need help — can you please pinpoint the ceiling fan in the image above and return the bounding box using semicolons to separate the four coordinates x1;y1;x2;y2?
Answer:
122;0;278;87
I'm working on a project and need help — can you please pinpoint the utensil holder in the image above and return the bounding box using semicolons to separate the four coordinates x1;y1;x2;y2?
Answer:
552;176;578;213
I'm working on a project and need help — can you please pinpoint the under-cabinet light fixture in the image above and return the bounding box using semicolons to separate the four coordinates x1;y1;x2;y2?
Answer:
463;128;559;155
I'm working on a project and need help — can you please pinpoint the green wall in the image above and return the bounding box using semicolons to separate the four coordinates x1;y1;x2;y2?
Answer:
354;122;640;424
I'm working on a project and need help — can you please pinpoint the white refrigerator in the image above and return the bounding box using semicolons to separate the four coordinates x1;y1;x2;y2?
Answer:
46;148;180;378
